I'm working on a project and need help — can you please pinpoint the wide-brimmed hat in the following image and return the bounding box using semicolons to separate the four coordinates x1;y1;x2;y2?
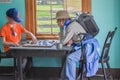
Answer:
53;10;70;19
6;8;22;22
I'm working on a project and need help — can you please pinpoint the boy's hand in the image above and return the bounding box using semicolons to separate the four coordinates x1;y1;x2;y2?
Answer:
12;42;20;46
32;38;38;44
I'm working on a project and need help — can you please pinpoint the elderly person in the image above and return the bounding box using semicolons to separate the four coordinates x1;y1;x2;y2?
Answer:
55;10;86;80
55;10;100;80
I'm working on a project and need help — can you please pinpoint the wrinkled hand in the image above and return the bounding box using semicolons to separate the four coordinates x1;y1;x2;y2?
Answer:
68;40;73;45
67;40;73;46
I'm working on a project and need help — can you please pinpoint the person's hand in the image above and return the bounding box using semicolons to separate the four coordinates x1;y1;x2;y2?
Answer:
67;40;73;46
32;38;38;44
12;42;20;47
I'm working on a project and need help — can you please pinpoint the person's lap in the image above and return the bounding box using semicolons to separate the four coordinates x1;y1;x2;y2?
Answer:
61;49;81;80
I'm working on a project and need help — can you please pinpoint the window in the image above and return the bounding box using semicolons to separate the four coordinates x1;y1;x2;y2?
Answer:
26;0;91;39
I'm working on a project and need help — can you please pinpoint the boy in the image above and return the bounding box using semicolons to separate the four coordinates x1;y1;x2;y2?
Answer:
0;8;37;76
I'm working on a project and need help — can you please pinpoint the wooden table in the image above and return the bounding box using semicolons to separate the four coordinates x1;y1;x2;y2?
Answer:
8;45;71;80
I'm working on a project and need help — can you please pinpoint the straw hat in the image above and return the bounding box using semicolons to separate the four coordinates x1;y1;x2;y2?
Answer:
54;10;70;19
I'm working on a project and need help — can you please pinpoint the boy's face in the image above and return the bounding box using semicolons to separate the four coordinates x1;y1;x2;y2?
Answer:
6;16;17;23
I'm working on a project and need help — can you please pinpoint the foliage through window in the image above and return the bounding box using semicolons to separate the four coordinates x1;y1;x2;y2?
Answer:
26;0;91;39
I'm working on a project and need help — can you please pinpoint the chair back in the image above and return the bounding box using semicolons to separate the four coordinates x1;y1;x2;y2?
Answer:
100;27;117;61
0;36;3;62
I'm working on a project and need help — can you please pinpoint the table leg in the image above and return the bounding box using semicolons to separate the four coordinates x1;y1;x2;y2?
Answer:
17;56;23;80
60;52;68;79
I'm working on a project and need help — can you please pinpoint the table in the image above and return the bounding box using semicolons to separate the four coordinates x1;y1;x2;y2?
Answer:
8;45;71;80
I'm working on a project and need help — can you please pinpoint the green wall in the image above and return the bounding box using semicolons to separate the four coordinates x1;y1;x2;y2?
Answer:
0;0;120;68
92;0;120;68
0;0;26;27
0;0;26;66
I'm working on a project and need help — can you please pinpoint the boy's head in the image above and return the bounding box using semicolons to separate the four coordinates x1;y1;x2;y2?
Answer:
6;8;22;22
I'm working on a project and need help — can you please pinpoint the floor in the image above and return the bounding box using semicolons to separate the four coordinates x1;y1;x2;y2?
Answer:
0;76;120;80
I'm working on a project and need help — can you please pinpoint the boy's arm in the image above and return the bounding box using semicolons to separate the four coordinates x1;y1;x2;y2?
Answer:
2;37;20;46
24;29;37;44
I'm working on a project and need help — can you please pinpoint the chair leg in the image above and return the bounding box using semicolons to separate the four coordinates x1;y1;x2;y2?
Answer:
77;61;84;80
106;61;113;80
80;61;84;80
88;77;91;80
101;62;108;80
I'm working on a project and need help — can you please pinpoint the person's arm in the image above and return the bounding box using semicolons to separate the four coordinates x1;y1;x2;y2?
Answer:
62;27;74;46
2;37;20;46
24;29;37;44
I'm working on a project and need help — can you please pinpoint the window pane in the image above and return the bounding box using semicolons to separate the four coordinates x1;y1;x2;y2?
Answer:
36;0;63;34
36;0;82;34
66;0;82;11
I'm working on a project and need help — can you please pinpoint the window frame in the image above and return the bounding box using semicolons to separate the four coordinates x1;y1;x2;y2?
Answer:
26;0;91;39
